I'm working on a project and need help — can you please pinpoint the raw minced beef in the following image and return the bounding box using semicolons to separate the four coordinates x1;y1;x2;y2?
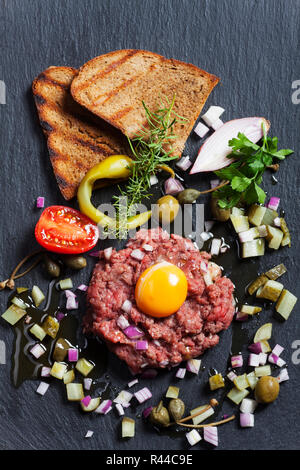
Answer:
84;228;235;373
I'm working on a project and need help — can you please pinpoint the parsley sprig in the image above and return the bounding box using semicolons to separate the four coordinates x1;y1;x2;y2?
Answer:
213;124;293;209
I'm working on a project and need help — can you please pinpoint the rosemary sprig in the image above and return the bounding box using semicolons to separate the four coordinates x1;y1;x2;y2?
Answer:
111;96;184;238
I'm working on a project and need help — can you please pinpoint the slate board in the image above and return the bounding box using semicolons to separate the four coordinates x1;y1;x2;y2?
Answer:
0;0;299;450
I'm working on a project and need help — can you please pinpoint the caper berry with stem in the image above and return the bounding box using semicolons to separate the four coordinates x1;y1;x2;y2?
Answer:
168;398;185;421
149;400;170;427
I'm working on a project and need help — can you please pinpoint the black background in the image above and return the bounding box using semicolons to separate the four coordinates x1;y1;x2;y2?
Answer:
0;0;299;451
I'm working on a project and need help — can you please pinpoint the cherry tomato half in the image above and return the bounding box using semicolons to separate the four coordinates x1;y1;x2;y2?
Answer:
35;205;99;254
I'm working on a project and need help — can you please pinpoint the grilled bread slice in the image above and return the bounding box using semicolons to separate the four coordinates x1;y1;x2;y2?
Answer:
32;66;129;200
71;50;219;157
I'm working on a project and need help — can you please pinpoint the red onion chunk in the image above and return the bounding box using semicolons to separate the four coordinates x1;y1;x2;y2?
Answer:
231;355;243;368
202;106;225;127
128;379;139;388
66;296;78;310
124;325;144;340
36;381;50;396
272;344;284;357
267;197;280;211
95;399;112;414
194;121;209;138
115;403;125;416
248;354;260;367
56;312;65;322
190;117;269;174
104;247;113;261
117;315;130;330
240;412;254;428
36;197;45;208
134;387;152;403
186;359;201;374
114;390;133;405
30;343;46;359
77;284;88;292
240;398;257;414
203;426;218;446
248;342;262;354
143;406;153;419
84;378;93;391
176;156;192;171
130;249;145;261
227;371;237;381
89;251;100;257
41;366;51;377
211;118;224;131
164;177;184;196
68;348;79;362
81;395;92;407
259;353;267;365
277;368;289;383
186;429;202;446
176;368;186;379
142;243;154;252
141;369;158;379
121;300;132;314
135;340;148;351
235;312;248;322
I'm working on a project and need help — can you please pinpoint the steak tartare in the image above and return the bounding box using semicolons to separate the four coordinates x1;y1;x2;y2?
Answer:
85;228;235;373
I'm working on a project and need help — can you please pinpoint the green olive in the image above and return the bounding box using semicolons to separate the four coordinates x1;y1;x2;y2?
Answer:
177;189;201;205
150;401;170;427
168;398;185;421
43;254;61;278
62;255;87;270
255;376;280;404
154;196;180;224
53;338;70;362
210;197;231;222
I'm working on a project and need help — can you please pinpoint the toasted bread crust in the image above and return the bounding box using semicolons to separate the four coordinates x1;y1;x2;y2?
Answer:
71;50;219;157
32;66;129;199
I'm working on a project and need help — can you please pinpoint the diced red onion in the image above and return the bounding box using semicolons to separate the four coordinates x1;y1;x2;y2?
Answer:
267;197;280;211
56;312;65;322
66;296;78;310
95;399;112;414
204;220;215;232
211;118;224;131
114;390;133;405
41;366;51;377
89;250;100;257
142;243;154;252
176;156;192;171
235;312;248;322
231;355;243;368
36;381;49;396
124;325;144;340
77;284;88;292
210;238;222;256
268;353;279;365
84;378;93;391
175;368;186;379
248;342;262;354
277;368;289;383
203;426;218;446
190;117;268;174
85;430;93;438
150;174;159;186
240;412;254;428
117;315;130;330
202;106;225;127
134;387;152;404
135;340;148;351
65;289;76;299
143;406;153;419
121;300;132;314
81;395;92;407
248;354;260;367
141;369;158;379
277;357;286;367
240;398;257;414
30;343;46;359
104;247;113;261
130;249;145;260
227;371;237;381
104;406;112;415
164;177;184;196
186;359;201;374
259;353;267;365
186;429;202;446
115;403;125;416
194;121;210;138
128;379;139;388
36;197;45;208
68;348;79;362
272;344;284;357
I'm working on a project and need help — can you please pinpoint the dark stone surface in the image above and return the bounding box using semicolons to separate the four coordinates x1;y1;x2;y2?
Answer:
0;0;299;450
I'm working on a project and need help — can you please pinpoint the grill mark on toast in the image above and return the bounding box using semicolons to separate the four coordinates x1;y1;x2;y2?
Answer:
74;137;112;156
75;50;139;92
110;106;133;121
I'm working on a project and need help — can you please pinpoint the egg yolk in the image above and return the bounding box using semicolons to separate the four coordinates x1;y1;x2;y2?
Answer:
135;261;188;318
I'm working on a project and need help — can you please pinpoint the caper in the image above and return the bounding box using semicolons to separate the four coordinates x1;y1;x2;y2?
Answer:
62;255;87;270
177;189;201;205
255;376;280;404
168;398;185;421
149;401;170;427
210;197;231;222
43;254;60;278
53;337;70;362
154;196;179;224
